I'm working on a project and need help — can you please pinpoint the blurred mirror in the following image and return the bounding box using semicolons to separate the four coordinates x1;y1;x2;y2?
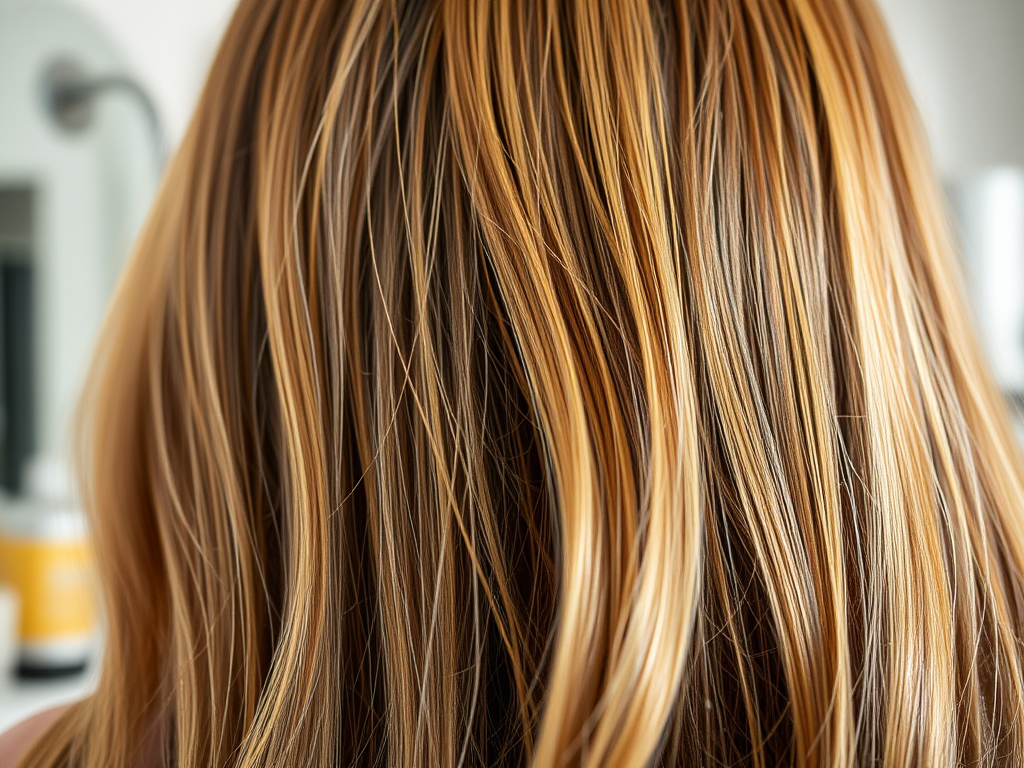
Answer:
0;0;229;725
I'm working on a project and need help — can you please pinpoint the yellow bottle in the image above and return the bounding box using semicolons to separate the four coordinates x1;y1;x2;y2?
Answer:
0;499;96;676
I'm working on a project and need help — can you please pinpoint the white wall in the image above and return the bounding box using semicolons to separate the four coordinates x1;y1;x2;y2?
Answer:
876;0;1024;177
61;0;238;147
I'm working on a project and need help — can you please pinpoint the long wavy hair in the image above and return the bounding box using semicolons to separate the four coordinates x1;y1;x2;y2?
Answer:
20;0;1024;766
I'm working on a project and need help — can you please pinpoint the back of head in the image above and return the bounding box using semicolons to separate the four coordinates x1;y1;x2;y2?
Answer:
20;0;1024;766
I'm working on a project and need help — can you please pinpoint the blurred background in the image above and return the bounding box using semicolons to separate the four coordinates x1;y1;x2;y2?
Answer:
0;0;1022;731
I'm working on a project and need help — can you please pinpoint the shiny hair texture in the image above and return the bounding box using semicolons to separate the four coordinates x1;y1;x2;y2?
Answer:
21;0;1024;766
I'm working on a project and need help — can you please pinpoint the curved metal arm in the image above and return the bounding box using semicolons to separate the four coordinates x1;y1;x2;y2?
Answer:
42;58;166;169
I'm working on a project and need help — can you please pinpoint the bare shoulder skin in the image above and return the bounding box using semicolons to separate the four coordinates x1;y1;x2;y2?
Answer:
0;704;166;768
0;706;68;768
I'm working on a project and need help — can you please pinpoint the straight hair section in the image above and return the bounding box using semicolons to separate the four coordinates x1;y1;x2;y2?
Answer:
21;0;1024;766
